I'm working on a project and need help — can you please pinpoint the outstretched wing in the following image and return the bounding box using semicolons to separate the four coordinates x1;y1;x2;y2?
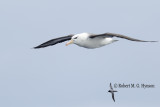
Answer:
110;83;113;90
34;34;73;49
90;33;157;42
112;93;115;102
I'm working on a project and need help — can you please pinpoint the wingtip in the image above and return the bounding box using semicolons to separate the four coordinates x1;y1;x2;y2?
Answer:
146;40;158;42
151;41;158;42
33;44;46;49
33;47;38;49
33;46;41;49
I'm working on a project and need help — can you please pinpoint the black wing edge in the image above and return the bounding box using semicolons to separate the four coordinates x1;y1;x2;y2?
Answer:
110;83;113;90
34;35;73;49
112;93;115;102
90;33;158;42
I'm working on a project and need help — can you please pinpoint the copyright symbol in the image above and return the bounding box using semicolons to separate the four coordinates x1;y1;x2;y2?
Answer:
114;83;117;88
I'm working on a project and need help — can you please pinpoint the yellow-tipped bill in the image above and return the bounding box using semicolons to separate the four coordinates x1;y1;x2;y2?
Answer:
66;39;73;46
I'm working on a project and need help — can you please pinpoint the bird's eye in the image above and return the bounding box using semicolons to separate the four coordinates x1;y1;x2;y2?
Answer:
74;37;78;39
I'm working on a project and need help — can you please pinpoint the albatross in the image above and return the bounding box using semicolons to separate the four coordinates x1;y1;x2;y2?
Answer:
108;83;117;102
34;32;157;49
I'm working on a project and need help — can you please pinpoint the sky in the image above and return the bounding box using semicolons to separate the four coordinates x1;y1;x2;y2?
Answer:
0;0;160;107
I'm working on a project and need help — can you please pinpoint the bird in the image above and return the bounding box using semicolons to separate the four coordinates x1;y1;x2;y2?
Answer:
34;32;157;49
108;83;117;102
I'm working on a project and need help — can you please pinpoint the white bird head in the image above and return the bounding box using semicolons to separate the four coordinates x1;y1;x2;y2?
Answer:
66;33;89;46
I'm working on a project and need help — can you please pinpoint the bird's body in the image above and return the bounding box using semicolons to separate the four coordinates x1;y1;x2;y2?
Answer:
34;32;157;49
108;83;117;102
72;33;116;49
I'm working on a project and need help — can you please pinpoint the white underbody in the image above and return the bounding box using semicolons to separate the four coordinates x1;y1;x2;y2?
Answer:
71;33;117;49
75;36;115;49
77;38;114;48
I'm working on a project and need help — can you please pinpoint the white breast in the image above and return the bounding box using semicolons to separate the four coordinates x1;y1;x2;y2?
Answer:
75;34;114;49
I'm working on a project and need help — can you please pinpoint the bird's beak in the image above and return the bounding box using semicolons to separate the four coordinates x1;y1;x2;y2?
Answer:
66;39;73;46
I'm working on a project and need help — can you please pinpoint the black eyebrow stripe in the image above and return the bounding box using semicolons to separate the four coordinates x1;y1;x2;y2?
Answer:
74;37;78;39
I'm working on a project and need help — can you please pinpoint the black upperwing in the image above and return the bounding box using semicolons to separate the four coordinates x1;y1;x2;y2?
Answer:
112;93;115;102
90;33;157;42
34;34;73;49
110;83;113;90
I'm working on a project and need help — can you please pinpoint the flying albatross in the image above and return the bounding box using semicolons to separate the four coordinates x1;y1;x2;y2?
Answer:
108;83;117;102
34;32;157;49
